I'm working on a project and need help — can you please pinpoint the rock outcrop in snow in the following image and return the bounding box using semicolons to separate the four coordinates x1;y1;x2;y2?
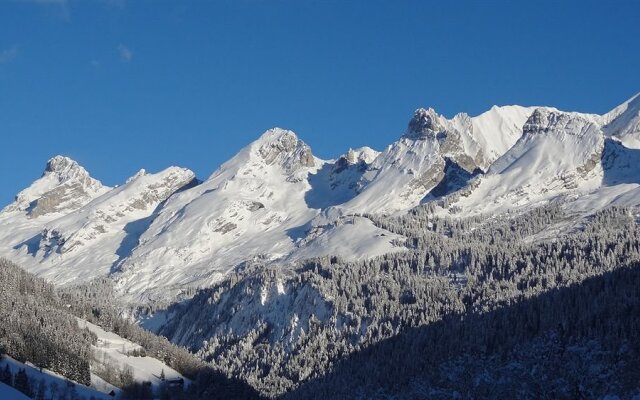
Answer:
2;92;640;304
337;105;533;214
441;109;606;216
1;162;196;286
3;156;108;217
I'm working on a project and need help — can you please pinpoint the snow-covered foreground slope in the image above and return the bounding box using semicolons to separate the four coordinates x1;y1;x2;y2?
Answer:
0;382;31;400
1;92;639;305
77;318;189;392
0;315;190;400
0;355;113;400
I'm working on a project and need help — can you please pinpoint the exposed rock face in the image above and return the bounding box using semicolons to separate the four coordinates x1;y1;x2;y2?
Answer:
405;108;444;139
339;107;497;213
37;166;197;255
345;149;358;164
4;155;108;217
256;129;316;173
45;156;91;180
4;94;640;306
28;182;93;218
522;109;604;178
404;108;484;173
523;109;591;137
344;147;380;165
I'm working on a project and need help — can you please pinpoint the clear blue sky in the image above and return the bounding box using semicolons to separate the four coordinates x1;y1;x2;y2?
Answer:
1;0;639;206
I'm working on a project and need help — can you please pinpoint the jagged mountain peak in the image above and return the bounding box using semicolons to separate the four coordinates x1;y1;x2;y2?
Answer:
2;155;108;216
251;128;316;172
204;128;318;184
125;168;148;184
43;155;95;183
405;107;444;139
45;155;80;173
522;108;597;138
31;166;197;266
343;147;380;165
256;127;298;142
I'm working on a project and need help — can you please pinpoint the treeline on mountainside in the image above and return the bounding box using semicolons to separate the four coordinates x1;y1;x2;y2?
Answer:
59;278;264;399
286;261;640;399
0;258;92;385
0;259;263;400
4;204;640;398
59;278;204;380
156;205;640;398
0;364;96;400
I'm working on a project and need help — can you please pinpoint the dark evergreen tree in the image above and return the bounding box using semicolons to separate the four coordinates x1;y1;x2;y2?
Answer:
0;364;12;386
13;368;32;397
35;379;46;400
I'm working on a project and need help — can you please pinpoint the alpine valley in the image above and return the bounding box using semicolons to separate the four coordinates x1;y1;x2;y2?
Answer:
2;93;640;399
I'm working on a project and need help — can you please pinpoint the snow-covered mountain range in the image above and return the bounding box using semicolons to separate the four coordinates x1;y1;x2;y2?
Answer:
2;92;639;304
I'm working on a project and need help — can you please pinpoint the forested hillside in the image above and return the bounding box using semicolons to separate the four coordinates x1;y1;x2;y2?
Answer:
5;203;639;399
0;258;262;400
155;205;640;398
0;259;93;386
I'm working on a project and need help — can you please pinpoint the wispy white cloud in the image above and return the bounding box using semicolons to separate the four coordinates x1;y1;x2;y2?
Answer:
117;44;133;62
0;46;18;64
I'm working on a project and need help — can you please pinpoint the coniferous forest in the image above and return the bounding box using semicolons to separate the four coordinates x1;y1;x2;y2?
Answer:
3;2;640;399
159;205;640;398
0;258;262;400
2;205;640;399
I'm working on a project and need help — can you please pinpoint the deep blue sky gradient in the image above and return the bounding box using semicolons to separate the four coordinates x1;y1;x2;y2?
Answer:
1;0;639;206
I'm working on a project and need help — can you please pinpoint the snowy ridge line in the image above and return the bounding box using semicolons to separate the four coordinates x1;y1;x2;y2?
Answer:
0;92;638;304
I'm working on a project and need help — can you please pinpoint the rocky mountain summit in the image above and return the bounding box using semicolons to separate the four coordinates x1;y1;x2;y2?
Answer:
1;92;639;303
3;155;108;217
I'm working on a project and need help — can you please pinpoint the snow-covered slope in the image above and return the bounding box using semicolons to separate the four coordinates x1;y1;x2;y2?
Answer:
440;109;604;216
113;129;400;302
3;93;640;306
0;382;31;400
284;215;405;263
0;161;196;286
339;105;539;214
469;105;541;163
602;92;640;148
3;155;109;217
0;315;190;399
111;129;322;301
77;318;189;391
0;355;113;400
